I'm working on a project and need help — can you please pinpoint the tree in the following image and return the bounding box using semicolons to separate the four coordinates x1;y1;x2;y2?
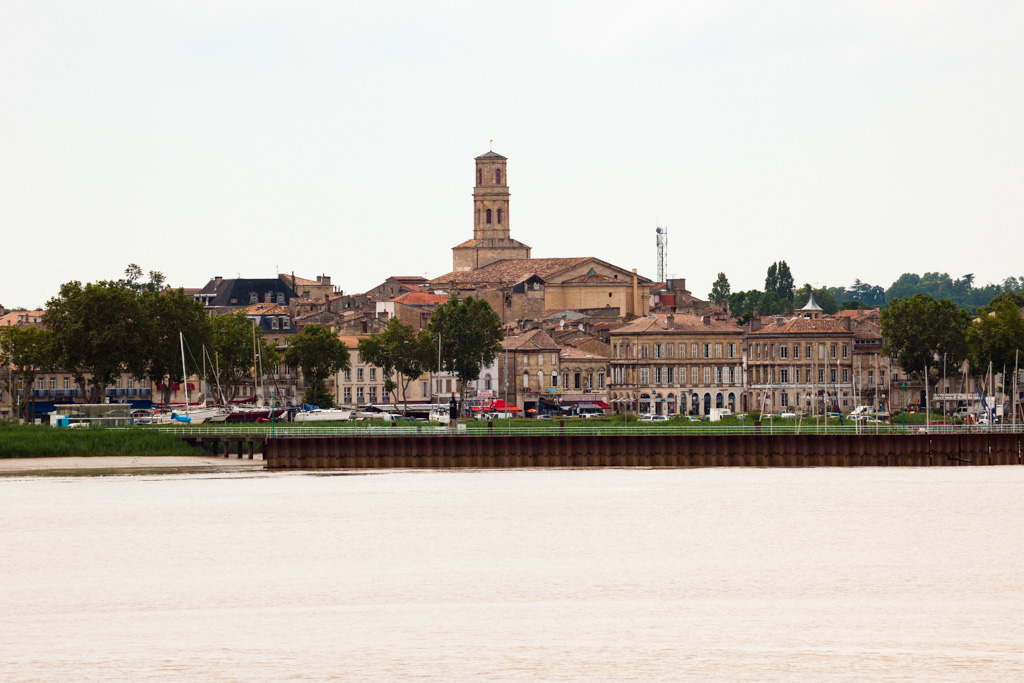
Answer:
358;317;434;415
427;296;503;416
285;325;351;408
45;281;146;403
0;326;54;421
119;263;167;294
140;289;211;405
881;294;971;384
966;299;1024;375
764;261;794;300
208;312;279;402
708;273;731;306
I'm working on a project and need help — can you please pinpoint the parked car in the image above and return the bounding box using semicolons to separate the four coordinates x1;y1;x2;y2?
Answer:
638;414;670;422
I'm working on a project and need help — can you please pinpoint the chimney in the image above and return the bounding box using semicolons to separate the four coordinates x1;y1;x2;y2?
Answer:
213;276;222;286
841;316;851;330
752;307;759;319
667;314;675;330
265;291;273;303
701;315;711;326
750;318;762;332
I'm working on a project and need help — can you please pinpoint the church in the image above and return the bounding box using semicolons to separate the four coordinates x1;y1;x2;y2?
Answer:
430;150;652;322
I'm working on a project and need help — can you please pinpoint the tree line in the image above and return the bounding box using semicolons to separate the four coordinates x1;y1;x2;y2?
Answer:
1;266;505;419
709;264;1024;320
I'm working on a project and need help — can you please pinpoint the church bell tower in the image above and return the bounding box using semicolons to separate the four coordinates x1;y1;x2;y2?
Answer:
451;148;531;271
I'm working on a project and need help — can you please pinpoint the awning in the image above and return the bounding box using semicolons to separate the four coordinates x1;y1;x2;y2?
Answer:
489;399;521;411
561;399;611;409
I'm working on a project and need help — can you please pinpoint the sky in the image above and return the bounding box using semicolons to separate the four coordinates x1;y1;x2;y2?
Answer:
2;1;1023;309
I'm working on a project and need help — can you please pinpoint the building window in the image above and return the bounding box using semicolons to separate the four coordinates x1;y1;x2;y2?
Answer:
691;343;698;359
831;368;837;384
486;209;492;224
574;373;582;389
842;344;849;358
653;344;661;359
495;168;501;183
703;367;711;384
563;372;569;388
250;292;258;304
779;369;789;383
484;374;492;390
831;343;837;358
819;369;825;384
792;344;799;359
654;368;662;384
369;368;376;381
727;343;735;359
842;368;850;383
344;387;352;403
477;168;482;185
63;377;70;390
551;372;559;387
641;344;649;359
598;372;605;389
715;343;722;358
679;344;686;359
271;318;279;329
781;392;789;407
357;368;364;381
692;367;699;383
497;208;503;224
780;345;788;359
523;354;529;366
282;318;290;329
523;372;529;388
715;367;723;384
806;344;812;358
538;371;544;388
369;386;377;403
344;370;351;381
356;387;364;403
639;368;649;385
276;292;285;304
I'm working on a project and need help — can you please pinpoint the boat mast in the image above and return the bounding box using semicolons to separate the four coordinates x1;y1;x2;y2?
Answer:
180;331;189;409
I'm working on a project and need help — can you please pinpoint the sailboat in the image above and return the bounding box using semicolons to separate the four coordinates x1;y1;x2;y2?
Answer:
169;332;222;424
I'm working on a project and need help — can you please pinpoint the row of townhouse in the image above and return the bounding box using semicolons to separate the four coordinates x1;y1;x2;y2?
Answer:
606;302;893;417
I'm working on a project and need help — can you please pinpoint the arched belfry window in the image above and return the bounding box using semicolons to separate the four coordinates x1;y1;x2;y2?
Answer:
477;168;482;185
497;208;503;224
486;209;492;224
495;168;502;184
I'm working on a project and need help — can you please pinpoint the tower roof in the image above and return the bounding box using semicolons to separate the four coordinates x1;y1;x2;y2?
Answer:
799;291;823;311
475;150;506;160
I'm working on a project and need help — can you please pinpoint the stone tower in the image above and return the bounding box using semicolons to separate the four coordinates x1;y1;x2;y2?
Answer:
452;150;531;271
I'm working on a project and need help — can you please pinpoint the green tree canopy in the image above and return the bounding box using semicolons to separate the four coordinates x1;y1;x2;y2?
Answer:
208;312;279;402
0;326;55;421
793;284;838;314
427;296;503;415
358;317;434;414
708;273;731;306
880;294;971;383
45;280;146;403
284;324;351;408
764;261;794;301
140;289;211;405
966;299;1024;374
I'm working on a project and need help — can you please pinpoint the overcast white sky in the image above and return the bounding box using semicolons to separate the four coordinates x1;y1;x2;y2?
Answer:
3;1;1022;309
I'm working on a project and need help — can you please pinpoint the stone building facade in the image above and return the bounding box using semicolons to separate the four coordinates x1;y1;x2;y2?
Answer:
452;151;531;271
609;314;745;416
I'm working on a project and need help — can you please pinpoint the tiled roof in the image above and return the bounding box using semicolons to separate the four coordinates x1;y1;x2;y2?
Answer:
611;313;741;336
476;150;506;159
286;274;321;287
390;292;450;306
559;346;607;361
0;310;45;327
749;317;851;335
390;276;428;283
452;239;483;249
431;257;594;285
503;328;561;351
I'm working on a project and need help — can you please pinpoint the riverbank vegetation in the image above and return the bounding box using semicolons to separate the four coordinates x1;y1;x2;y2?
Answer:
0;425;207;458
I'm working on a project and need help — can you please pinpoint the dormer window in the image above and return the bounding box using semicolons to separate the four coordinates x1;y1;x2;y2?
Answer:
276;292;285;304
282;318;290;329
271;318;279;330
249;292;258;304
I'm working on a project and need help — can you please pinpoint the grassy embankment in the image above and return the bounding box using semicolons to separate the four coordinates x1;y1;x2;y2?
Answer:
0;424;206;459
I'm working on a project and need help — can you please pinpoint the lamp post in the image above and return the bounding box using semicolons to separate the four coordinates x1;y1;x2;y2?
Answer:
901;381;906;432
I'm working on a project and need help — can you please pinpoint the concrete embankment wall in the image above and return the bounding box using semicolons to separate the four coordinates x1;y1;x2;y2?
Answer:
265;433;1023;469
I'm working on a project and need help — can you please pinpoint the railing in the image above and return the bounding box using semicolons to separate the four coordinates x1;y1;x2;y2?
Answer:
142;423;1024;438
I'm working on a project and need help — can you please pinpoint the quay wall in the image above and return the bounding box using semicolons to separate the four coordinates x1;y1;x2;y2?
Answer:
264;433;1023;469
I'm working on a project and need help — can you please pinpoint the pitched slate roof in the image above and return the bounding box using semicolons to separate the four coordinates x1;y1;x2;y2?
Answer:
476;150;506;159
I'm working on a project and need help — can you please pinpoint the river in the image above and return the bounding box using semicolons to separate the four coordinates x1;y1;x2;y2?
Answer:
2;467;1022;681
